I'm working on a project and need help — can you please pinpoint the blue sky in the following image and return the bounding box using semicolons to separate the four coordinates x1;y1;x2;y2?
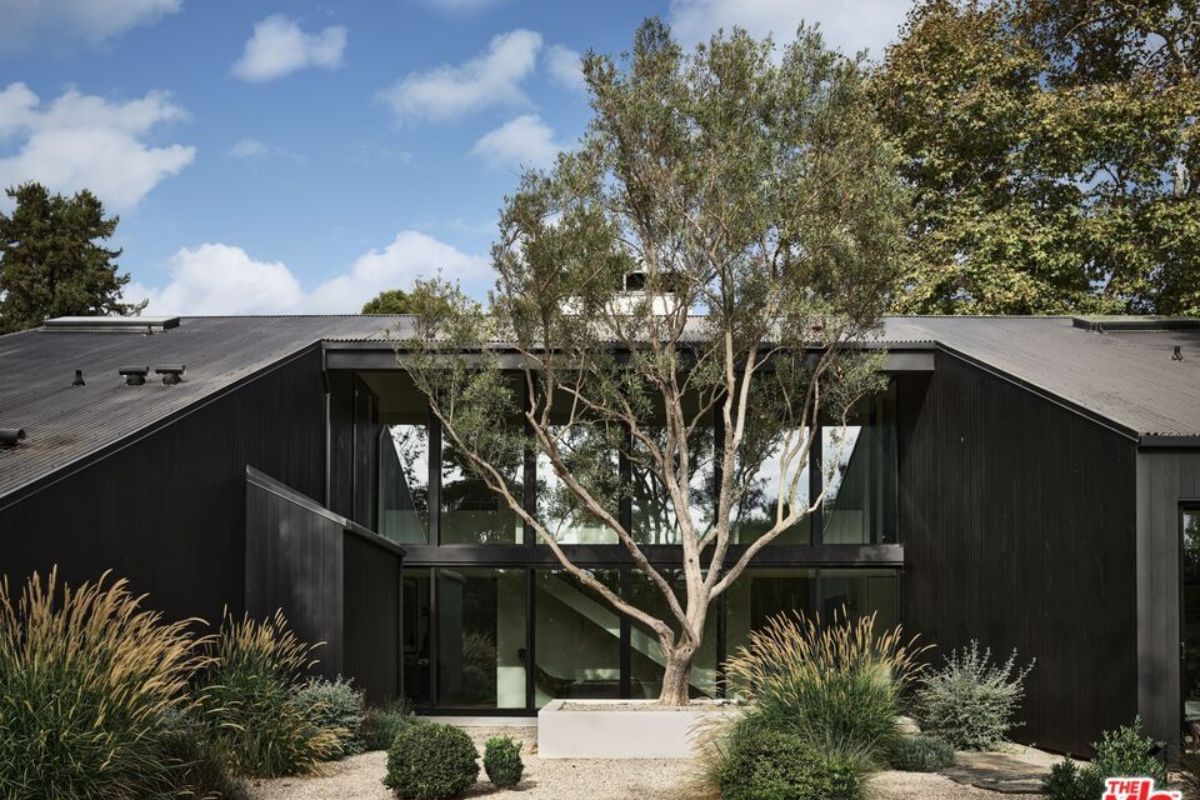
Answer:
0;0;910;314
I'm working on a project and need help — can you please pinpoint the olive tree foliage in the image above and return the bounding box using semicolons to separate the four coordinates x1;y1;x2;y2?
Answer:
400;19;905;704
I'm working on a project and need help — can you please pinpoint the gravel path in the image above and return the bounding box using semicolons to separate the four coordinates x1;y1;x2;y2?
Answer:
245;725;1044;800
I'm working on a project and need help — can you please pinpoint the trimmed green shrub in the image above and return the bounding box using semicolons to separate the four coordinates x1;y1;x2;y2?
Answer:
196;611;340;777
890;735;955;772
363;700;416;752
915;641;1035;750
384;721;480;799
1041;719;1166;800
293;676;366;758
724;608;928;763
157;708;248;800
483;736;524;788
0;569;205;800
717;722;866;800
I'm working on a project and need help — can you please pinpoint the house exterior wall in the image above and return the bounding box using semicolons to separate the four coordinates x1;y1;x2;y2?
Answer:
897;353;1139;756
0;347;327;625
1136;449;1200;754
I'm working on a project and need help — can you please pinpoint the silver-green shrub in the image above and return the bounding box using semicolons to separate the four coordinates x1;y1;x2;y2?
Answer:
915;641;1034;750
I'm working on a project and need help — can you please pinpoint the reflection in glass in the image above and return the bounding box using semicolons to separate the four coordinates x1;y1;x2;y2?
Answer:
725;568;815;692
629;570;718;698
731;428;812;545
436;568;527;708
537;424;619;544
1183;509;1200;729
441;433;524;545
819;569;897;627
378;424;430;544
823;387;897;544
630;426;716;545
402;568;432;705
533;570;622;706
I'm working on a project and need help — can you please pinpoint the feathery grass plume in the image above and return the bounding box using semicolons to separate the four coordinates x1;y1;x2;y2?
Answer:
0;567;207;800
724;607;930;761
197;609;340;777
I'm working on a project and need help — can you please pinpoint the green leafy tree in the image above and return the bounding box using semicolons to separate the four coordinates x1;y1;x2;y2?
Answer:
873;0;1199;315
362;289;416;314
402;20;905;704
0;182;144;334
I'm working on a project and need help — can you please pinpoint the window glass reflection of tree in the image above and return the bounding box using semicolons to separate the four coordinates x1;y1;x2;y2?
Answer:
630;422;715;545
378;424;429;544
730;423;813;545
822;384;897;545
537;418;621;544
441;406;525;546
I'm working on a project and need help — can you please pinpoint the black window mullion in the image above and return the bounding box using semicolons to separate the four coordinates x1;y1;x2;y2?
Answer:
429;406;441;547
811;423;824;546
525;566;536;711
620;566;632;698
429;567;439;706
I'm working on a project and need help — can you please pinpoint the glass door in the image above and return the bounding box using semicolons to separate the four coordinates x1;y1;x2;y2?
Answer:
1183;506;1200;748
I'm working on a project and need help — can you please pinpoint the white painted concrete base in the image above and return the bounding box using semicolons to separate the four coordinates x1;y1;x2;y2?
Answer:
537;699;741;759
425;716;536;728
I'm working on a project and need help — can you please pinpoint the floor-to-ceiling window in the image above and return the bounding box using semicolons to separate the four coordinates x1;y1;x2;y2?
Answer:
369;371;902;712
1183;506;1200;738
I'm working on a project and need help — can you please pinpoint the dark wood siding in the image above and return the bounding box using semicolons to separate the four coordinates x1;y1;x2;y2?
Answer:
246;468;346;676
0;348;326;625
1136;450;1200;753
344;533;401;703
898;353;1138;756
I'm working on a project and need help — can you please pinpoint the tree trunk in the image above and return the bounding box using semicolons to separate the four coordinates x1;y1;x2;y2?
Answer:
657;645;697;706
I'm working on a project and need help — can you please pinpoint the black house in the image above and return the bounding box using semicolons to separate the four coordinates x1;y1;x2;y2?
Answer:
0;313;1197;756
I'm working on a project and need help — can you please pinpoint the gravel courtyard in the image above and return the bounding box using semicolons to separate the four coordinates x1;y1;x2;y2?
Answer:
245;725;1050;800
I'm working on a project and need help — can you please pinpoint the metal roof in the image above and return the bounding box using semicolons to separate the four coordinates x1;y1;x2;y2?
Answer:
0;316;397;503
1;314;1197;504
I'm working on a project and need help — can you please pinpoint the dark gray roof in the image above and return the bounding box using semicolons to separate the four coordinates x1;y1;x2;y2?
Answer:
0;316;397;502
878;316;1200;440
1;314;1198;504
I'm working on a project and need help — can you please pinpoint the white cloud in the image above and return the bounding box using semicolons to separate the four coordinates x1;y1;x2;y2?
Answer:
378;29;542;125
546;44;585;91
668;0;907;59
231;15;347;83
228;137;305;165
128;232;491;315
0;0;181;54
0;82;194;212
470;114;561;171
308;231;491;312
128;244;305;315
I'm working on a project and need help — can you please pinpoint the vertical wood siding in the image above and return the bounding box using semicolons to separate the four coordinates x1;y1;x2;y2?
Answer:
898;353;1138;756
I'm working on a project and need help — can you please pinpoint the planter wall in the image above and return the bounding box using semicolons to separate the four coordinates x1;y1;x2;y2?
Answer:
537;699;740;759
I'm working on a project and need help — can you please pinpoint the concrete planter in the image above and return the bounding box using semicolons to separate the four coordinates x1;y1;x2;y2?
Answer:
537;698;742;759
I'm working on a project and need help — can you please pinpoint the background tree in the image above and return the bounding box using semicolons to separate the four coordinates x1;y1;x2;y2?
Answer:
0;183;144;334
362;289;416;314
873;0;1199;315
402;20;906;704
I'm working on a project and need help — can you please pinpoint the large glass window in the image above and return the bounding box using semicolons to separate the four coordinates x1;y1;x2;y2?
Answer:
537;419;620;544
822;386;897;544
731;428;813;545
629;570;718;698
819;569;897;627
725;568;816;665
533;570;622;706
436;568;527;708
440;420;525;545
1183;507;1200;735
402;568;432;705
378;424;430;544
630;424;716;545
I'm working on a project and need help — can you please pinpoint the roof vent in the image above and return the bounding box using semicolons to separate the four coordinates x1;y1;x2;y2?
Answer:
44;316;180;334
72;369;85;387
1174;346;1184;361
155;365;186;385
1073;315;1200;332
0;428;26;448
119;366;149;386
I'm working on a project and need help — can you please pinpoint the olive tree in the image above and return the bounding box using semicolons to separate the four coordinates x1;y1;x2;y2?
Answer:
401;19;905;705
